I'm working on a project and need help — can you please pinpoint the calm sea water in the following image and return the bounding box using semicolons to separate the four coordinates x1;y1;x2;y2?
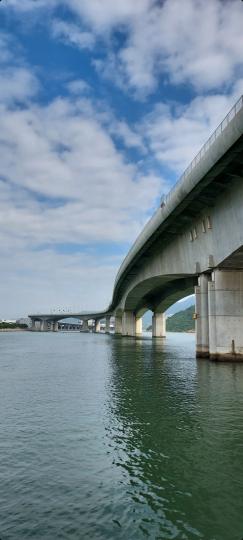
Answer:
0;331;243;540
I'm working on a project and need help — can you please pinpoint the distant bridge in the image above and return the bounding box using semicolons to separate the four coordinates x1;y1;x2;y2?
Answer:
30;96;243;361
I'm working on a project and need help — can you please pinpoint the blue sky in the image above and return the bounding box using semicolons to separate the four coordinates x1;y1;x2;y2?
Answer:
0;0;243;317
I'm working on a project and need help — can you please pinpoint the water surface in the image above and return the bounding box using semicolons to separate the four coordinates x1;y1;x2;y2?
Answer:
0;331;243;540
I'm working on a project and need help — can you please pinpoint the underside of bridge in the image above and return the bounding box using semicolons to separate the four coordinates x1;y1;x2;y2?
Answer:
123;276;196;316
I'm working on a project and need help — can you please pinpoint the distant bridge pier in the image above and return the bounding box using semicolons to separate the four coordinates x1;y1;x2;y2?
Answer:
152;312;166;338
114;315;122;335
122;311;135;336
53;321;58;332
81;320;89;332
135;316;143;336
31;319;38;331
105;317;110;333
95;320;101;333
40;320;48;332
121;311;143;336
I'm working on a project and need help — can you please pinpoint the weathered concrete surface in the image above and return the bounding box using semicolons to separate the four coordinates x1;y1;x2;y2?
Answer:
195;274;209;358
122;311;135;336
152;313;166;338
114;315;122;335
208;270;243;361
105;317;110;333
135;317;143;336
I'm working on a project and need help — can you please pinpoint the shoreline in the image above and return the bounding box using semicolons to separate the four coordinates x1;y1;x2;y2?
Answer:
0;328;29;332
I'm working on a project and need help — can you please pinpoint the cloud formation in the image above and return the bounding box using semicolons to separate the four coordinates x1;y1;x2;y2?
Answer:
5;0;243;96
142;82;243;173
52;20;95;50
1;0;243;317
0;32;163;315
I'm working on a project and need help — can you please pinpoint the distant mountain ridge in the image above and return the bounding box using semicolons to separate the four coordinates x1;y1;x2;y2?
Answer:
146;305;195;332
143;295;195;328
167;305;195;332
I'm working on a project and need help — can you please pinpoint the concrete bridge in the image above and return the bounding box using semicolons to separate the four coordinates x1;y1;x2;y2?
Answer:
29;96;243;361
31;318;113;332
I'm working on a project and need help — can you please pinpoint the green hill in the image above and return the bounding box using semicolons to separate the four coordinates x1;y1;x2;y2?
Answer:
166;305;195;332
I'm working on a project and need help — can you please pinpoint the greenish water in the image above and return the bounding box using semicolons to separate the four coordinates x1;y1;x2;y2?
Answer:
0;331;243;540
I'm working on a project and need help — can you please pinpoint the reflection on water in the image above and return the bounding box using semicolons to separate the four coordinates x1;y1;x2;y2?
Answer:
106;335;243;540
0;332;243;540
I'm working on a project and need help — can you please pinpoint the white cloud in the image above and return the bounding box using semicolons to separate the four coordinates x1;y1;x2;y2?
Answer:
52;20;95;50
0;59;164;316
0;67;39;104
59;0;243;96
5;0;243;96
67;79;90;95
0;33;15;64
115;0;243;95
0;243;120;317
66;0;152;31
5;0;57;11
0;95;161;208
142;84;243;174
113;120;145;151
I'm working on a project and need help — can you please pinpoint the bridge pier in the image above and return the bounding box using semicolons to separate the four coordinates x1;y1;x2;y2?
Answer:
208;269;243;361
105;317;110;333
53;321;58;332
31;319;38;331
114;315;122;335
95;320;101;333
195;274;209;358
82;320;89;332
152;313;166;337
40;320;48;332
122;311;135;336
135;316;143;336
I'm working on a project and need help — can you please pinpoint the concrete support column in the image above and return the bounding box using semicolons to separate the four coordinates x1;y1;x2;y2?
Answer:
195;273;210;358
82;320;89;332
152;312;166;337
135;316;143;336
95;320;101;333
114;315;122;335
208;269;243;361
31;319;37;331
53;321;58;332
40;320;48;332
105;317;110;334
122;311;136;336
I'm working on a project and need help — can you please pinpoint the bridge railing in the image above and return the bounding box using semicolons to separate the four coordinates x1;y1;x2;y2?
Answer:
164;95;243;203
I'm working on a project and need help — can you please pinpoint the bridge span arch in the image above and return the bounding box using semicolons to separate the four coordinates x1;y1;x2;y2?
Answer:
29;97;243;360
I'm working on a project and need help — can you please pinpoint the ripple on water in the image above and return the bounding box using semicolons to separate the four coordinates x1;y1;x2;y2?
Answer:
0;332;243;539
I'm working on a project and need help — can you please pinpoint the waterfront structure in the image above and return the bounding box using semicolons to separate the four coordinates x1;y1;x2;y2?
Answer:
29;96;243;361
